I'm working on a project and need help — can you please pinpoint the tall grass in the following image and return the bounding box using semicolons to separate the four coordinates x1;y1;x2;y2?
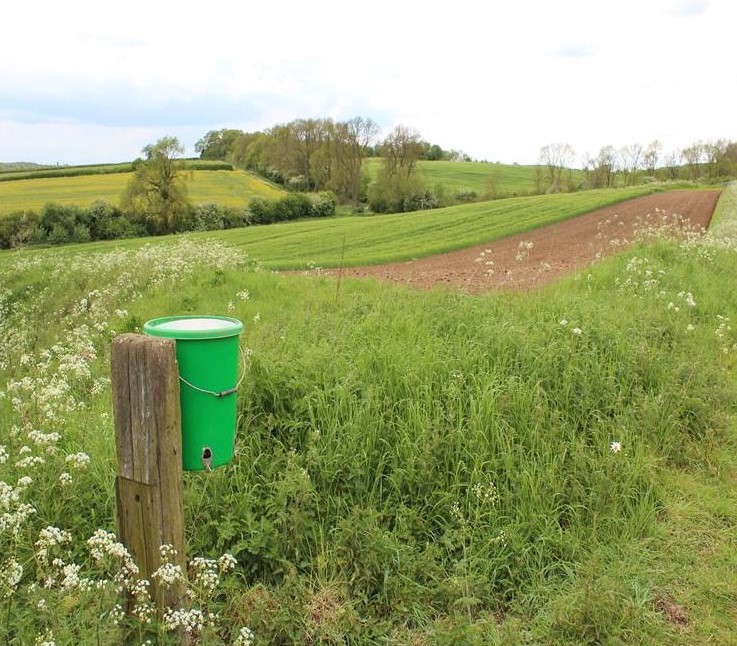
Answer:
0;186;735;643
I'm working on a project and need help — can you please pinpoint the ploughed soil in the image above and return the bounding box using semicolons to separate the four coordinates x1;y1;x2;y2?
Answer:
325;190;721;294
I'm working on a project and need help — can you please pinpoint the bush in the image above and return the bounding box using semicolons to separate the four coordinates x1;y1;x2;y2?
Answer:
287;175;310;192
271;193;313;222
88;200;132;240
222;208;249;229
454;187;477;202
247;193;331;225
311;191;337;218
367;172;436;214
0;210;40;249
404;190;438;212
193;203;228;231
248;197;272;224
39;203;86;243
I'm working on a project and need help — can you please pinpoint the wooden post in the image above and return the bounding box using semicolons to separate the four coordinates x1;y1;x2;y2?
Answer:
111;333;186;612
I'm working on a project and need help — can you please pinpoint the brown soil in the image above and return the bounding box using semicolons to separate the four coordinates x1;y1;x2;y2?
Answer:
325;190;721;294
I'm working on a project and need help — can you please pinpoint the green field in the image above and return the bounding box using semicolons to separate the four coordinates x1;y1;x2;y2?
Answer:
364;158;584;198
30;186;655;268
0;169;284;215
0;184;735;644
221;186;654;268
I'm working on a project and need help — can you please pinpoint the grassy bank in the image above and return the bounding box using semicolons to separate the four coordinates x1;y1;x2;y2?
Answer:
0;185;735;644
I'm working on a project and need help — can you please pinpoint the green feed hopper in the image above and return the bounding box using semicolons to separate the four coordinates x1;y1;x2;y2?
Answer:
143;315;244;471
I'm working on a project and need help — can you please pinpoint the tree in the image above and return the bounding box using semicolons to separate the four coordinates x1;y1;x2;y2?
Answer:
595;145;618;188
580;152;597;189
619;143;643;186
194;129;243;160
538;143;575;191
681;141;705;180
724;141;737;178
643;140;662;175
331;116;379;204
368;125;429;213
381;125;424;179
663;150;682;180
703;138;729;180
121;136;189;234
425;144;444;161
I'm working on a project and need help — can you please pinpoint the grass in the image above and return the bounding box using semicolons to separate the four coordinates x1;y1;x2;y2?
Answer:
29;185;657;268
363;158;584;199
0;169;284;215
0;184;735;644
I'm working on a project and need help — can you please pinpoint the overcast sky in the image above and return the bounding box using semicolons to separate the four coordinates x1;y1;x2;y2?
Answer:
1;0;735;166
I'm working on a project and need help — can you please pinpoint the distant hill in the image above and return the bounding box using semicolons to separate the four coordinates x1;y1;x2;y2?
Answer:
0;162;50;172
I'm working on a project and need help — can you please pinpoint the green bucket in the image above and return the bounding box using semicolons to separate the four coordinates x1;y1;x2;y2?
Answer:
143;315;244;471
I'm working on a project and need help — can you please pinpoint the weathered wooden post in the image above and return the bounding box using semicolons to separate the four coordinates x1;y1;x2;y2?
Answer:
111;334;187;612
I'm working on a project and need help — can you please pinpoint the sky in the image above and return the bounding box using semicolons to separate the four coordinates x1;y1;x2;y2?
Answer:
1;0;735;167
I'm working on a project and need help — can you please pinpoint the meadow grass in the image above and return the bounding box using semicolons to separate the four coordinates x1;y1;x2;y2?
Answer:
0;169;284;215
362;159;581;199
0;185;735;644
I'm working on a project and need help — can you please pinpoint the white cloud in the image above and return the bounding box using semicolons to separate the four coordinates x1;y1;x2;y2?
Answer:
1;0;735;164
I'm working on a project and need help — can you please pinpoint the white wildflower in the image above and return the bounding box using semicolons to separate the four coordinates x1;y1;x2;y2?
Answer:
1;559;23;596
610;441;622;454
233;626;255;646
151;562;183;586
218;553;237;573
35;629;56;646
189;557;219;592
65;452;91;469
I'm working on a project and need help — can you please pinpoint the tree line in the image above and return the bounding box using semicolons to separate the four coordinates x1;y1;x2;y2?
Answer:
537;139;737;193
195;118;471;212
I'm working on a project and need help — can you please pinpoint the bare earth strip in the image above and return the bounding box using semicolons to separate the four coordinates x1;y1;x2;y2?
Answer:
327;190;721;294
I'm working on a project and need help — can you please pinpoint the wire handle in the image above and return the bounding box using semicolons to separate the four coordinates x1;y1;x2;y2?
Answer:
178;345;248;398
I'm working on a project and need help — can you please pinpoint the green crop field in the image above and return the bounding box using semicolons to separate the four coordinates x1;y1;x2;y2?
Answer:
363;158;584;198
181;186;655;268
0;169;284;215
35;186;655;267
0;184;735;644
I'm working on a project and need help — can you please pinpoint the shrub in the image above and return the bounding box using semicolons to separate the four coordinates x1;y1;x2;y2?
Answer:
222;208;249;229
193;203;228;231
271;193;313;222
287;175;310;192
88;200;132;240
248;197;272;225
39;203;86;243
454;187;477;202
404;190;438;212
0;210;40;249
310;191;337;218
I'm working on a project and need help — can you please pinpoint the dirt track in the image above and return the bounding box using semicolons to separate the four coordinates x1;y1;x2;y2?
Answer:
326;190;721;294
